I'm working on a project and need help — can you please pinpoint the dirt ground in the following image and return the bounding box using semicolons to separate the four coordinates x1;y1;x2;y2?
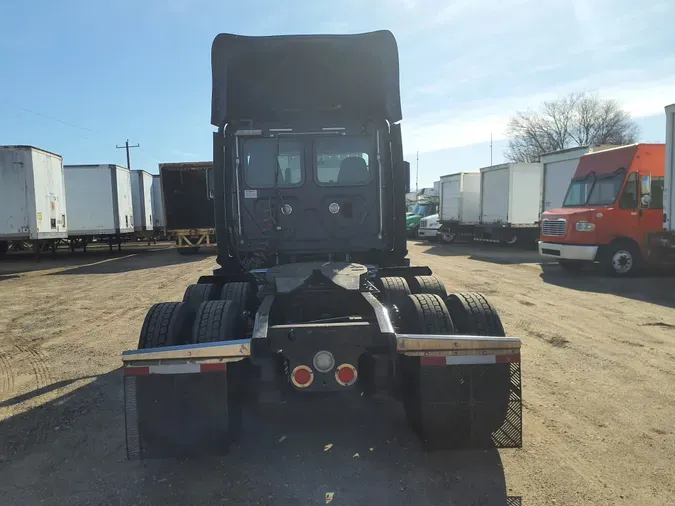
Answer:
0;240;674;505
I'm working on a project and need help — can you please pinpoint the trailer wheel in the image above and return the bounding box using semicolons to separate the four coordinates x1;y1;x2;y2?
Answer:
221;281;257;312
0;241;8;256
409;275;447;298
183;283;219;315
376;276;411;308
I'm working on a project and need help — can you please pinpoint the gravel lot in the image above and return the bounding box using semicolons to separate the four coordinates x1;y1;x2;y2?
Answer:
1;241;674;505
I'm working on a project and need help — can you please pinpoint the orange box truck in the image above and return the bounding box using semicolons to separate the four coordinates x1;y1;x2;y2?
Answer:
538;143;666;276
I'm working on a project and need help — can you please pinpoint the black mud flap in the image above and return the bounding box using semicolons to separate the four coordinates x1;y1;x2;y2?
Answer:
402;358;522;450
124;368;241;459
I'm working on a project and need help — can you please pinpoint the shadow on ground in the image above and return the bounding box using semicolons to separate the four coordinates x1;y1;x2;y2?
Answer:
0;369;517;505
51;248;213;276
0;248;212;279
0;244;187;277
540;263;675;309
413;240;549;266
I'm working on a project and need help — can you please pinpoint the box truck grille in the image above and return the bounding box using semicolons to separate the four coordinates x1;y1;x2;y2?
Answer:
541;219;567;237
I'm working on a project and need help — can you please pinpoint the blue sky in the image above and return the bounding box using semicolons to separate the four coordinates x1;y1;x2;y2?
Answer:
1;0;673;188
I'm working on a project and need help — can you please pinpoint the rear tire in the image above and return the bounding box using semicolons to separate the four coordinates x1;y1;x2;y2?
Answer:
0;241;8;255
221;281;257;312
134;302;190;458
444;292;518;444
192;300;243;343
376;276;411;308
444;292;505;336
138;302;190;349
409;275;447;298
189;300;244;451
183;283;219;314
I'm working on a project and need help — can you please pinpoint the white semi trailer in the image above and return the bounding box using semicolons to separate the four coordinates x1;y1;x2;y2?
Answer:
0;145;68;256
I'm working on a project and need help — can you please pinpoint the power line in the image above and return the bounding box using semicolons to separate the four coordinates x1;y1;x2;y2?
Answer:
0;98;101;136
4;97;165;168
138;145;161;162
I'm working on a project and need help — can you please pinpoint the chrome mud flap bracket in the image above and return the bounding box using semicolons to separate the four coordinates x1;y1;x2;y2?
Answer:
396;334;522;449
122;340;252;460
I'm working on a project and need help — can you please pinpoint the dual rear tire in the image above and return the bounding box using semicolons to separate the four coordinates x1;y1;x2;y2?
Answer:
396;291;516;450
134;281;257;457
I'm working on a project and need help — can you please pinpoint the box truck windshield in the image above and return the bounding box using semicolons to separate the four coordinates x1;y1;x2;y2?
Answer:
563;169;626;207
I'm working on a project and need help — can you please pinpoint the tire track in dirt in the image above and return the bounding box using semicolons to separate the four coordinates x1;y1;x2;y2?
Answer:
0;352;15;396
12;344;55;449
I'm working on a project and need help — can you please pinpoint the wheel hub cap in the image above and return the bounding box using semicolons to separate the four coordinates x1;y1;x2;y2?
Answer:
612;250;632;273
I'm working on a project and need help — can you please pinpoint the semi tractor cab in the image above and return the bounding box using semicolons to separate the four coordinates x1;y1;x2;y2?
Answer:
121;31;522;459
539;144;666;276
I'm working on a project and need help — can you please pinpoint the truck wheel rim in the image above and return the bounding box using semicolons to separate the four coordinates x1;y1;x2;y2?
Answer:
505;235;518;244
612;250;632;273
442;232;455;242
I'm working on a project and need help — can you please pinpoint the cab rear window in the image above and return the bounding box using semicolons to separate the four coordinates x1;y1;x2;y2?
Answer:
315;137;371;186
243;139;303;188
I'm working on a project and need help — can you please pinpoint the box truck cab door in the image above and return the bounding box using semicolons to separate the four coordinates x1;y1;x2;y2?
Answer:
638;173;666;241
603;171;643;248
238;135;383;252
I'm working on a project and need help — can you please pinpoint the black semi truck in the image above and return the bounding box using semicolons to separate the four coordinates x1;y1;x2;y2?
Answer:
121;30;522;459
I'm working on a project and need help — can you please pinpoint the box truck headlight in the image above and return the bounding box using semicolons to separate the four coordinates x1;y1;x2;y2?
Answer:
575;221;595;232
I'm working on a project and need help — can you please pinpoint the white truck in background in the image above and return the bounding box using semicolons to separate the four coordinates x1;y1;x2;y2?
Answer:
474;162;543;245
649;103;675;260
437;172;480;244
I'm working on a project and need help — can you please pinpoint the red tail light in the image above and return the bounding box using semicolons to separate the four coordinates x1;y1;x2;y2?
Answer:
335;364;357;386
291;365;314;388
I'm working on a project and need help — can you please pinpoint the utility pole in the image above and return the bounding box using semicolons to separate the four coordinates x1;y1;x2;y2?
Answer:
416;150;419;193
116;139;140;169
490;133;493;166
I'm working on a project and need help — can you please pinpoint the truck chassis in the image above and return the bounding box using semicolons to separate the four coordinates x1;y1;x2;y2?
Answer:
122;262;522;459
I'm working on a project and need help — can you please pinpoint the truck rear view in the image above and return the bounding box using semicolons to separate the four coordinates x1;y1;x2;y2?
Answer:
121;31;523;459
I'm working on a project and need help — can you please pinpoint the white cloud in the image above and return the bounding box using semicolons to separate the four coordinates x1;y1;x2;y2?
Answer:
396;0;674;155
403;73;675;155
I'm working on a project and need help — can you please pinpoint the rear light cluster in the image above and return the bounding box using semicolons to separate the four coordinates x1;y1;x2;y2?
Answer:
290;350;358;388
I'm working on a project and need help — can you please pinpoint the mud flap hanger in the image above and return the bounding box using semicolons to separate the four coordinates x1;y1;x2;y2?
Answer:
396;334;521;361
122;339;252;373
121;335;520;371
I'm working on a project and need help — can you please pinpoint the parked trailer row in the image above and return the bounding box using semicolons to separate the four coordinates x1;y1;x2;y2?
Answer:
434;146;618;246
0;145;165;257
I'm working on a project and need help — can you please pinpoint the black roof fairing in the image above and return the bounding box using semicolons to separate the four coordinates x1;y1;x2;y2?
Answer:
210;30;402;126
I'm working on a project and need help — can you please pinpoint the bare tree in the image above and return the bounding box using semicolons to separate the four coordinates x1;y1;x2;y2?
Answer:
505;92;640;163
